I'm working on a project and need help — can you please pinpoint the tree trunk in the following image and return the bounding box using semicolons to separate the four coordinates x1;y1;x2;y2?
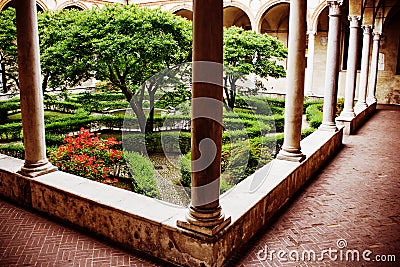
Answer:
146;89;155;133
42;73;49;93
1;62;6;93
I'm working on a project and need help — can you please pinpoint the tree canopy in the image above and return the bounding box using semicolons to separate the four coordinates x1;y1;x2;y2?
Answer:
223;26;288;110
58;5;192;132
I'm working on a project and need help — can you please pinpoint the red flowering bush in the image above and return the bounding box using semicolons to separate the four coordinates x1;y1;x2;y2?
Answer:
49;128;124;183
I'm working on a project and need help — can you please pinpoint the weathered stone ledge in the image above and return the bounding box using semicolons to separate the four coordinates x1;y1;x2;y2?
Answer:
336;102;377;135
0;126;345;266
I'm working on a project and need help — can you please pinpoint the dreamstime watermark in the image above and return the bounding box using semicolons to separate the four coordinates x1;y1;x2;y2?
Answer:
256;238;397;263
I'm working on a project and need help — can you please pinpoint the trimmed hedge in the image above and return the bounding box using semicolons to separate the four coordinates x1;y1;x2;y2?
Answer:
124;151;158;198
304;99;324;113
0;143;25;159
305;103;323;129
123;131;191;154
43;100;82;113
0;122;23;140
0;102;21;123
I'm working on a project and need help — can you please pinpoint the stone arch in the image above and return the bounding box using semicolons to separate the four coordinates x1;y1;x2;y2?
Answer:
255;0;290;33
0;0;47;11
223;2;255;31
310;1;328;32
169;5;193;14
57;1;88;11
256;1;290;46
173;8;193;21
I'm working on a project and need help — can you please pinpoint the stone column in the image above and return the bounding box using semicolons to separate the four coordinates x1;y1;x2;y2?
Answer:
339;16;360;118
355;25;372;111
15;0;56;177
319;0;342;132
367;32;380;104
177;0;230;236
305;31;316;96
276;0;306;162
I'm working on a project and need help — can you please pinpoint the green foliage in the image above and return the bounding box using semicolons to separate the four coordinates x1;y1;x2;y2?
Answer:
0;121;22;140
221;138;275;185
1;6;192;132
223;27;288;109
154;86;191;109
305;103;323;129
303;99;324;113
123;131;191;154
0;143;24;159
0;101;20;123
124;151;158;198
179;152;191;187
0;8;18;92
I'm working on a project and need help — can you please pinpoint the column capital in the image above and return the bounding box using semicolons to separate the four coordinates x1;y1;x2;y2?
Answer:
327;0;343;16
361;24;373;34
372;32;381;40
348;16;361;27
307;30;316;36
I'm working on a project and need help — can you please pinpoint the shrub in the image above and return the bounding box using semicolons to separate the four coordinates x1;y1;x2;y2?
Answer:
0;143;25;159
0;102;20;123
179;152;191;187
48;128;124;183
221;137;276;184
124;151;158;198
304;99;324;113
0;122;23;140
123;131;191;154
305;104;323;128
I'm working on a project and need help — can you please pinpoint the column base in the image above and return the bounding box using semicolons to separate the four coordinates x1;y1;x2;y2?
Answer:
318;122;338;132
18;160;57;178
304;91;313;96
354;102;368;112
177;206;231;236
337;111;355;120
366;97;377;105
277;148;305;162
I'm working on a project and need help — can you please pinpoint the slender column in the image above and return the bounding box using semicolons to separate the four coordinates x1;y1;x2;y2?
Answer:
355;25;372;110
177;0;230;236
276;0;307;162
305;31;316;96
367;32;381;104
15;0;56;177
339;16;361;118
319;0;342;132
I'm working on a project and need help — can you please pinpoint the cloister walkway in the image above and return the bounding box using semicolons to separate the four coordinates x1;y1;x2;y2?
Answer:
0;105;399;266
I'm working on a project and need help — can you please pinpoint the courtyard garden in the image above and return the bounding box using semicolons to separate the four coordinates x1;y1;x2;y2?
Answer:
0;88;328;205
0;4;340;205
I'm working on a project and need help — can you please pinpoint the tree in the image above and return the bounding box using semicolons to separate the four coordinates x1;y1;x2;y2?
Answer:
0;6;192;133
0;8;18;92
223;26;288;110
0;8;92;92
38;9;94;92
63;5;192;133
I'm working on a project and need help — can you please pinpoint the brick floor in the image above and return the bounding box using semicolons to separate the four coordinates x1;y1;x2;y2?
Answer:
1;106;399;267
